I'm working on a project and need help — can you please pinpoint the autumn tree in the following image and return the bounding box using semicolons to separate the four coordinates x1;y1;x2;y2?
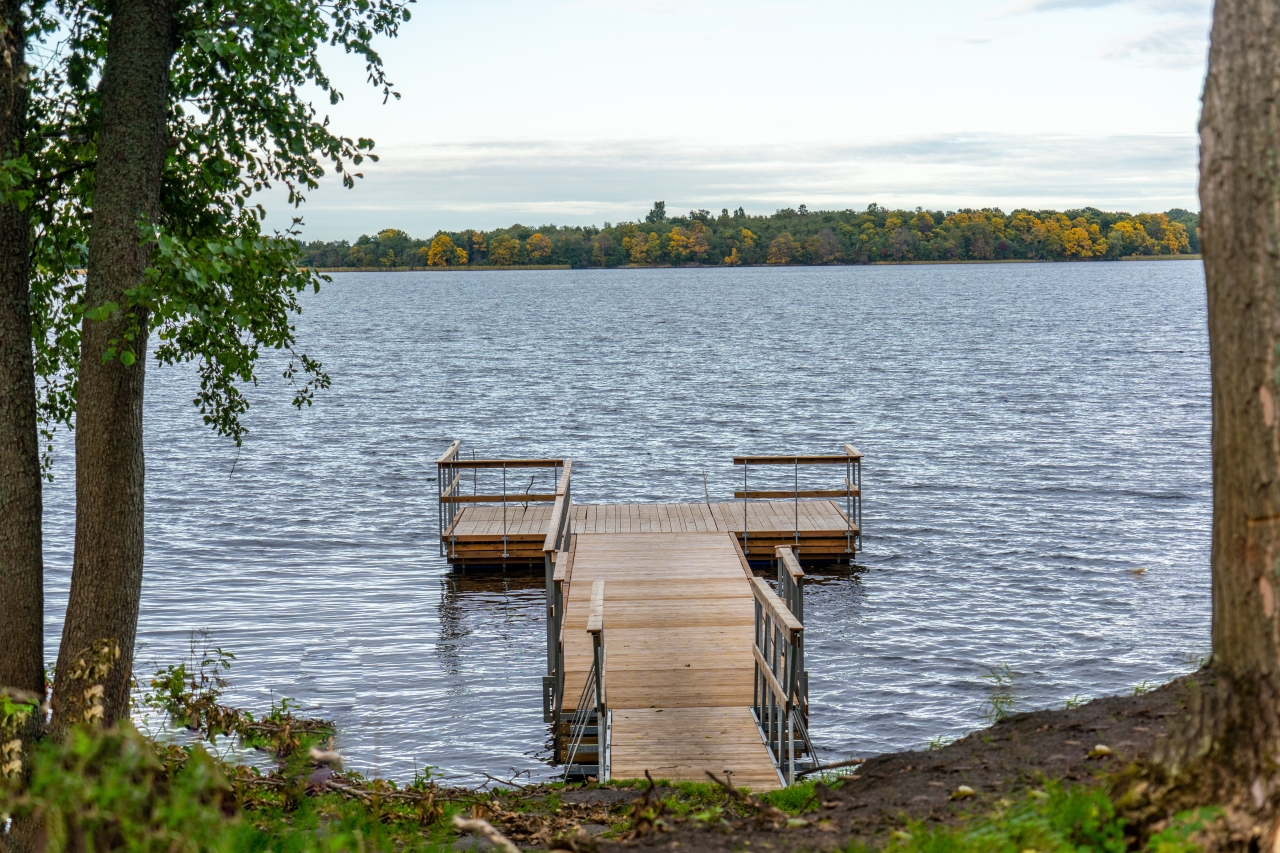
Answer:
623;231;658;265
525;232;552;261
767;232;796;264
426;234;466;266
488;234;521;265
1123;0;1280;844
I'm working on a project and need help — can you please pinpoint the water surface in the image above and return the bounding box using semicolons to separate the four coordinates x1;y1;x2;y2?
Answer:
42;262;1211;784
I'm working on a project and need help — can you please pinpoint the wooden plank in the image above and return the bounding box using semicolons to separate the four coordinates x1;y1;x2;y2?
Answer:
443;493;559;504
436;440;461;464
732;454;851;466
610;707;780;790
844;443;863;460
732;489;852;499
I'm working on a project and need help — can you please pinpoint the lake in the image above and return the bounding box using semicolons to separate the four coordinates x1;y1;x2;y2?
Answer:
41;261;1211;785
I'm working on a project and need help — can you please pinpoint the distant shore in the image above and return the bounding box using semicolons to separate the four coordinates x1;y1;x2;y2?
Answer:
313;255;1202;273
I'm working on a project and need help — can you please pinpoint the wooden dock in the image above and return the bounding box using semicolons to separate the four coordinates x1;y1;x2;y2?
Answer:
435;442;860;789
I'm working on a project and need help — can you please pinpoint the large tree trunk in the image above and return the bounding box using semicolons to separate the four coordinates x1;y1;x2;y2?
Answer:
0;8;47;853
49;0;175;738
0;0;44;707
1135;0;1280;842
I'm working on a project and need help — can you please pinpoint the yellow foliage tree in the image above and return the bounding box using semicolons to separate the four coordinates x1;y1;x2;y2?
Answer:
623;232;660;265
667;228;690;261
426;234;467;266
488;234;522;265
767;232;797;264
723;248;742;266
526;232;552;260
740;228;756;247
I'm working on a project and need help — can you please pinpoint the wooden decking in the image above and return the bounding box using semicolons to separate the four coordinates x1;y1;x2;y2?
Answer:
442;499;857;566
560;533;782;790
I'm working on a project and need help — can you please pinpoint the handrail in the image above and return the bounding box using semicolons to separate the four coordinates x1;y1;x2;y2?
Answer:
733;454;854;465
440;458;565;469
563;580;607;780
752;576;811;784
543;462;573;723
437;441;462;556
440;471;463;500
587;580;605;634
733;444;863;561
542;460;573;554
734;488;851;499
749;577;802;643
776;546;804;625
548;539;574;727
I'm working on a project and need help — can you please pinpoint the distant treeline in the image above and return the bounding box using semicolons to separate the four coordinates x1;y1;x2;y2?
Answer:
298;203;1200;270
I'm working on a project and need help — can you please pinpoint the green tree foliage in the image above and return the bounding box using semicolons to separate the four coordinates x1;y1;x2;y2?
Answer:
298;204;1200;270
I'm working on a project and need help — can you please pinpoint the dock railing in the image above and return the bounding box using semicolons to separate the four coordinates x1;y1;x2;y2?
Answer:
562;580;608;780
733;444;862;560
436;440;567;560
543;464;573;721
751;569;819;785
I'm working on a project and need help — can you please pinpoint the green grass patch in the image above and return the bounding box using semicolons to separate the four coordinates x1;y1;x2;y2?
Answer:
856;782;1215;853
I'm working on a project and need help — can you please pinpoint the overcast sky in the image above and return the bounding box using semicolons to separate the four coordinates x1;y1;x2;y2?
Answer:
282;0;1212;240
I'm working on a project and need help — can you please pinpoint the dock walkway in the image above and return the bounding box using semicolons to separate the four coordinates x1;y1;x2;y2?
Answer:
435;442;861;789
560;532;780;788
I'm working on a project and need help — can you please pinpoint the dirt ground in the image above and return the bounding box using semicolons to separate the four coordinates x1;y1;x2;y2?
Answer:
593;675;1192;852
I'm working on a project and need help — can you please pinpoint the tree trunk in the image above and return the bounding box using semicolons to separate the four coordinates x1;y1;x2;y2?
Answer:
1134;0;1280;842
0;11;49;853
0;0;44;706
49;0;175;738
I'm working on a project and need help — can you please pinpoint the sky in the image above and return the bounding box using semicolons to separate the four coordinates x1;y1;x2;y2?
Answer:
280;0;1213;241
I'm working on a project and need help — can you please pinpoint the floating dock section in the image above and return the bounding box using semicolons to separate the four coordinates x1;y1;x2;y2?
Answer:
435;443;863;789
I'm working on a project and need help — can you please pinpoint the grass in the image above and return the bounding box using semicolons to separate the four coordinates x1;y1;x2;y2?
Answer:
848;782;1213;853
980;663;1017;724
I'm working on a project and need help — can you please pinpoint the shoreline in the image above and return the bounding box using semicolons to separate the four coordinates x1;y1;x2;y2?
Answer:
312;254;1202;274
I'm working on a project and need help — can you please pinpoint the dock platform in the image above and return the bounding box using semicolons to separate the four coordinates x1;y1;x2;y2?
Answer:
435;442;861;789
437;445;862;568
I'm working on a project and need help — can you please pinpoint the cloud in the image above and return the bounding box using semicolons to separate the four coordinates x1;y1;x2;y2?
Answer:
1104;21;1209;68
1007;0;1207;15
277;134;1198;239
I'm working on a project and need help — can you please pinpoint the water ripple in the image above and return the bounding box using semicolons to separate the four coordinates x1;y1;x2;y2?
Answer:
41;262;1210;784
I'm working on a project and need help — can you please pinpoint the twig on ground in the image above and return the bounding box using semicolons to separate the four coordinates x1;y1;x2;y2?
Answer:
481;770;531;789
797;757;864;777
453;815;521;853
705;771;790;829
